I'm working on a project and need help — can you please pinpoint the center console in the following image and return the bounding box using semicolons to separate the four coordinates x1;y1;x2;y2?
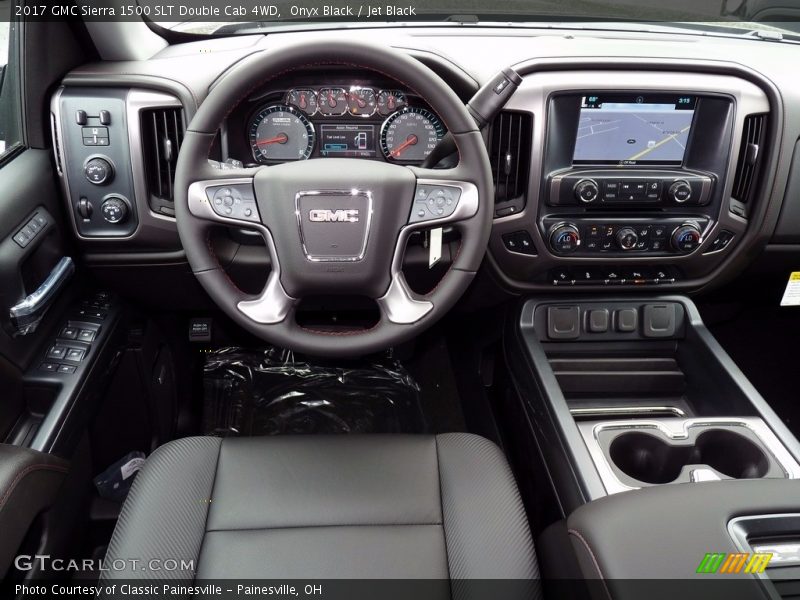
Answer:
506;295;800;597
489;69;773;291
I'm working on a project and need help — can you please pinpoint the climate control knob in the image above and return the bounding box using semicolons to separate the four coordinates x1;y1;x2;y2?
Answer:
615;227;639;251
549;223;581;254
574;179;599;204
668;180;692;203
100;196;128;224
84;157;114;185
671;223;702;253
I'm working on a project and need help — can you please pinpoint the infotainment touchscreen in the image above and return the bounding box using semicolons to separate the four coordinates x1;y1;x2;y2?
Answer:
572;94;696;166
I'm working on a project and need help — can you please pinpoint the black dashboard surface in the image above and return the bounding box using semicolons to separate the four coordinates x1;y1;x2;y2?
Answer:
57;26;800;297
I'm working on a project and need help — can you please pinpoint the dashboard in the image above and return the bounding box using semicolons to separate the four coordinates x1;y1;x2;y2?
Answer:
221;73;446;167
48;27;800;301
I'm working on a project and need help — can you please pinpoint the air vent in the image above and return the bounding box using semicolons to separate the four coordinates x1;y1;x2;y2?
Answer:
731;113;766;204
141;107;185;216
490;111;532;217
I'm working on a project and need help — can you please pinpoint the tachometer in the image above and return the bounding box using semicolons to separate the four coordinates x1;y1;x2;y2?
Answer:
249;104;315;162
380;107;444;162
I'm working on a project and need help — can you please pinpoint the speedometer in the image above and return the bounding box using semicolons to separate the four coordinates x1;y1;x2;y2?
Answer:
380;108;444;162
249;104;315;163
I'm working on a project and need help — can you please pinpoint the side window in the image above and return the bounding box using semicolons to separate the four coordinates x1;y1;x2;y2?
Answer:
0;1;22;159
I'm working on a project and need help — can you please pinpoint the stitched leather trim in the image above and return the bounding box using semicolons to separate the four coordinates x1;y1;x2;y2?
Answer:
568;528;613;600
0;464;68;513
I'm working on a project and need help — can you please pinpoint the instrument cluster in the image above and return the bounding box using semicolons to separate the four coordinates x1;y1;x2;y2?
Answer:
243;86;446;165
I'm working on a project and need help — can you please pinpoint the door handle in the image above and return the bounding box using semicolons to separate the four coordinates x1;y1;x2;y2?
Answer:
10;256;75;334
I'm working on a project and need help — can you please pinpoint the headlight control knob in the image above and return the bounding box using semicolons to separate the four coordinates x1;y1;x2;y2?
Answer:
100;196;128;224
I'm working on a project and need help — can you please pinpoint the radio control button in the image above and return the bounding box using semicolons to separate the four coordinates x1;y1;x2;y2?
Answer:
621;181;647;196
669;180;692;203
645;180;663;200
574;179;599;203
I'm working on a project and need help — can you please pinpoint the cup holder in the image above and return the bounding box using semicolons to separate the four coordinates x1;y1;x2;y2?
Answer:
694;430;770;479
609;428;770;485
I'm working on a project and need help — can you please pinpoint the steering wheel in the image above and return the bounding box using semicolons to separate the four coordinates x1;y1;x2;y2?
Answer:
174;39;493;357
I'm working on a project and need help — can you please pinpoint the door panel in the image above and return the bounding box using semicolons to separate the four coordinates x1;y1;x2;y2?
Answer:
0;148;75;438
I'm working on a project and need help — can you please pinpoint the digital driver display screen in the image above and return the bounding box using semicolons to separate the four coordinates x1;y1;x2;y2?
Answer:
572;94;697;166
319;123;376;158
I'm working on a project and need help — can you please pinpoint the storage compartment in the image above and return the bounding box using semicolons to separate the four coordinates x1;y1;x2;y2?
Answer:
507;296;800;508
581;418;798;493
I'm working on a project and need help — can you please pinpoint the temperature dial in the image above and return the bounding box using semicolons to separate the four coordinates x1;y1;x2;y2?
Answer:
549;223;581;254
84;157;114;185
101;197;128;224
671;223;702;253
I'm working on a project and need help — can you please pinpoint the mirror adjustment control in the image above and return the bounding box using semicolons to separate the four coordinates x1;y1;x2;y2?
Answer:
84;157;114;185
100;197;128;224
549;223;581;254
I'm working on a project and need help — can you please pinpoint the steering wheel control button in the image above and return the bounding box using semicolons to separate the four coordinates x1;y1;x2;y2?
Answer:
207;185;259;223
410;184;462;223
84;156;114;184
100;197;129;224
547;306;581;340
501;231;537;256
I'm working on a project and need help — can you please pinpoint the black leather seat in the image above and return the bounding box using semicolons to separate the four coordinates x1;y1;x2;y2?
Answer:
101;434;537;583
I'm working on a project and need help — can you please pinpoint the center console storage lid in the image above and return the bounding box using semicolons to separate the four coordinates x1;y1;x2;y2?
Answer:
566;479;800;598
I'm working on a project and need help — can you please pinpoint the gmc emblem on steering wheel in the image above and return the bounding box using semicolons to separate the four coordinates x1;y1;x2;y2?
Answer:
308;209;360;223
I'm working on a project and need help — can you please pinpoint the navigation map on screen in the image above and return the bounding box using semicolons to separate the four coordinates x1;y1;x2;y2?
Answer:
572;94;696;165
